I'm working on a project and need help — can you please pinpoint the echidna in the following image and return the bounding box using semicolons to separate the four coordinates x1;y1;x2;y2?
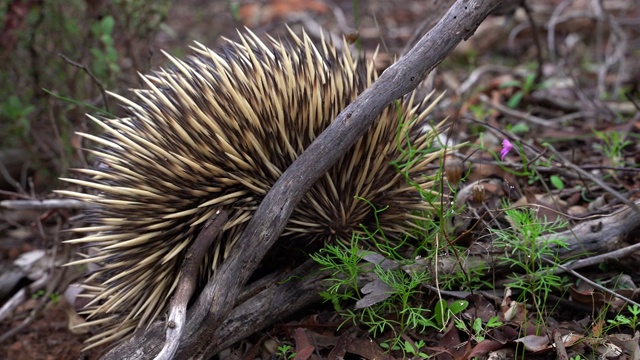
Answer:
58;28;447;348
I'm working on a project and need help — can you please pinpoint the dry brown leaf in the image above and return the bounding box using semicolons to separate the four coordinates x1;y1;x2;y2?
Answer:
514;334;550;352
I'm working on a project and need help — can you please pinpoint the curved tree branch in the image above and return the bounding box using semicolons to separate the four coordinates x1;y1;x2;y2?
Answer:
102;1;507;358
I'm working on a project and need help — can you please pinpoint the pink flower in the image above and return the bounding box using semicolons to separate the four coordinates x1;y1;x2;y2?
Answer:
500;139;514;161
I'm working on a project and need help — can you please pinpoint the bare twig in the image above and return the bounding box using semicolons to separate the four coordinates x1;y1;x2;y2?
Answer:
401;0;455;55
544;144;640;215
156;210;227;360
542;257;640;310
0;157;24;194
479;93;556;126
552;329;569;360
103;260;327;360
553;242;640;273
546;0;574;64
0;276;50;343
0;227;70;344
0;199;91;210
458;64;511;96
58;53;110;113
521;0;544;81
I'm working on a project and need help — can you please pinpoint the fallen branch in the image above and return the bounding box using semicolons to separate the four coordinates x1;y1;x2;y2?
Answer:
103;198;640;359
438;200;640;277
155;210;227;360
102;0;506;358
102;260;326;360
187;2;505;358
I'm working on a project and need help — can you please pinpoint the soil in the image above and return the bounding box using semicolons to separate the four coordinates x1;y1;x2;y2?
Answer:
2;0;639;359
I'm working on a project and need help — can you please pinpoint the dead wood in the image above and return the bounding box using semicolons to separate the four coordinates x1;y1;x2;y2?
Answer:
156;210;228;360
438;200;640;277
101;0;507;358
103;199;640;359
102;260;326;360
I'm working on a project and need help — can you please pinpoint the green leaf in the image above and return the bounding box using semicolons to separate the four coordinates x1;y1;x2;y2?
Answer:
508;122;530;134
498;80;523;89
433;299;448;328
550;175;564;190
486;316;503;328
100;16;115;34
448;300;469;315
522;73;536;92
507;91;524;108
473;317;483;333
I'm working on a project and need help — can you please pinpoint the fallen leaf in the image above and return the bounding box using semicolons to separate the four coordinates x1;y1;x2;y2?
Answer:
514;334;550;352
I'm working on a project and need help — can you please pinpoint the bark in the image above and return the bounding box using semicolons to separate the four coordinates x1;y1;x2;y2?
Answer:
102;199;640;359
101;1;508;358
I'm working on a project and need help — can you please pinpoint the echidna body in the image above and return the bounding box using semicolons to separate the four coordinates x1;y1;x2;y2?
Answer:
59;29;445;348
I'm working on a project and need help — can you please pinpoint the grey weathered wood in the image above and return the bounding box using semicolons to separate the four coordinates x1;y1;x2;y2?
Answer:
102;198;640;359
187;1;506;358
101;260;325;360
155;210;227;360
101;1;506;359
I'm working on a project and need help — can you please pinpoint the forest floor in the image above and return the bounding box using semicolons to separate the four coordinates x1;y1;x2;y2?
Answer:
1;0;639;359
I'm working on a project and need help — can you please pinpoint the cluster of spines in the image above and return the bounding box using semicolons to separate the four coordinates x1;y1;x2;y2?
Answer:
58;29;445;348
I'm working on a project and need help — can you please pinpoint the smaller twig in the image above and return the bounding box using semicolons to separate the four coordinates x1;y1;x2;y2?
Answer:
0;276;49;343
592;0;629;98
542;257;640;310
58;53;110;113
545;111;593;123
530;92;637;115
464;116;554;168
546;0;572;63
155;209;227;360
458;64;511;96
544;144;640;215
401;0;455;55
29;179;48;243
0;190;31;200
552;329;569;360
0;159;24;194
625;92;640;112
520;0;544;82
460;149;640;175
0;199;92;210
466;158;640;185
478;94;556;127
554;242;640;273
0;237;67;344
47;96;68;174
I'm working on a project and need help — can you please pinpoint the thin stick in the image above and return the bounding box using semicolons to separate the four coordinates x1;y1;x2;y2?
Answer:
155;209;227;360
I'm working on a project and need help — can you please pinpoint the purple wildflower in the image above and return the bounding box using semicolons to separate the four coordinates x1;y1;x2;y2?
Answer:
500;139;514;161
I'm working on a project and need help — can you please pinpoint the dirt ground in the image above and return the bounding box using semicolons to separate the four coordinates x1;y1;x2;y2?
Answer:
2;0;639;359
